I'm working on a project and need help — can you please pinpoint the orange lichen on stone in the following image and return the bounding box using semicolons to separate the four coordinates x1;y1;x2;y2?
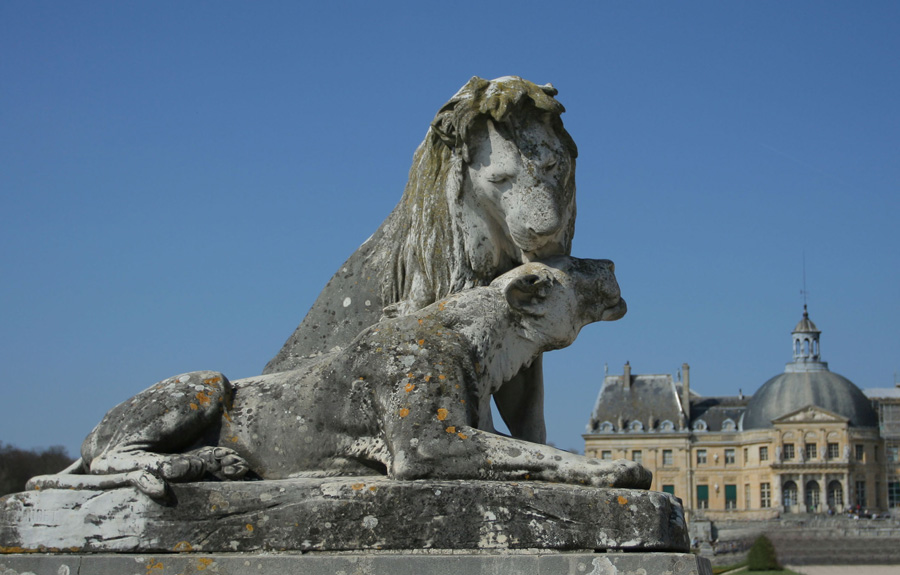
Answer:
245;524;254;532
424;375;432;382
369;486;377;492
173;541;193;552
617;495;629;505
195;390;212;406
405;383;415;392
407;373;414;379
189;403;199;411
197;557;214;570
351;483;365;491
146;558;164;571
438;375;446;381
436;408;449;421
399;408;410;418
445;426;456;433
417;339;425;346
438;301;446;311
202;376;221;386
457;432;468;439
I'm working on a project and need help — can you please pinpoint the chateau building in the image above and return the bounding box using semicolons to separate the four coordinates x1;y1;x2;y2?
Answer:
584;308;897;520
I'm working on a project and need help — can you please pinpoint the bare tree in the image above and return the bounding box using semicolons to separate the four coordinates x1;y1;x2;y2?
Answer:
0;442;75;497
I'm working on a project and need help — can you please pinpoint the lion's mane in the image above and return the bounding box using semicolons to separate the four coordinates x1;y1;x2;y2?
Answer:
264;76;578;374
381;76;579;314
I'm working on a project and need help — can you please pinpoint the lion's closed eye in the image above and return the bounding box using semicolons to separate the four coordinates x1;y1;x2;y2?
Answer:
488;173;513;184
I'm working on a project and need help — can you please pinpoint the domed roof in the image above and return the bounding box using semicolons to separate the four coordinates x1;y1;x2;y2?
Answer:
793;308;819;333
742;370;877;429
743;307;878;429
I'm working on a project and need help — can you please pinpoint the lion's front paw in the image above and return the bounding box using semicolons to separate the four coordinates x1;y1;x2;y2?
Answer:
588;458;652;489
157;447;249;482
609;459;652;489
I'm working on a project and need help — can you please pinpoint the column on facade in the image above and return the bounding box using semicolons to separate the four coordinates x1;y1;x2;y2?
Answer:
843;471;850;511
799;472;805;512
775;474;783;510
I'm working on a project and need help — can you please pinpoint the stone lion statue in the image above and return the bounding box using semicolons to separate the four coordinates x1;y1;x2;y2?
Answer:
264;76;578;443
29;257;648;499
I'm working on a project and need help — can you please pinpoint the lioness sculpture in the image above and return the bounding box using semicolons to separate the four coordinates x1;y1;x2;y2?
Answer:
264;76;579;443
29;257;649;499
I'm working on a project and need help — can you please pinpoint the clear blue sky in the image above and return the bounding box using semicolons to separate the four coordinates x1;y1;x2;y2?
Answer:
2;2;898;456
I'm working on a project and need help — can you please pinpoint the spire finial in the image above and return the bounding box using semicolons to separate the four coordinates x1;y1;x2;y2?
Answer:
800;253;809;315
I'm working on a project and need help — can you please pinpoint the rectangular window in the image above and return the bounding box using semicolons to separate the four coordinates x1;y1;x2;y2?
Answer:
662;485;675;496
632;450;642;464
783;443;795;460
827;443;840;460
805;443;817;461
887;446;899;463
601;450;612;461
759;446;769;461
745;483;751;509
696;485;709;509
856;480;867;508
662;449;673;466
725;449;735;464
725;484;737;510
761;483;771;508
696;449;707;465
743;447;749;464
856;444;865;461
889;482;900;508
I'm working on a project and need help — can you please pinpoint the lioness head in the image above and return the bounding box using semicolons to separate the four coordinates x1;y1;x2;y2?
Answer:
491;256;626;350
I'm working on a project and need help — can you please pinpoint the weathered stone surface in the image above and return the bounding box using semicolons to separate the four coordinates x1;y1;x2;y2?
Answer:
37;257;644;501
264;76;582;447
1;478;687;554
0;552;713;575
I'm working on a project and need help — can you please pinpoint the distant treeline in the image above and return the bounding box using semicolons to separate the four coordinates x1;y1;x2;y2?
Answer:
0;442;75;497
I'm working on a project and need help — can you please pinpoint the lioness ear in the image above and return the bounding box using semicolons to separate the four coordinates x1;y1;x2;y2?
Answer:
504;274;552;317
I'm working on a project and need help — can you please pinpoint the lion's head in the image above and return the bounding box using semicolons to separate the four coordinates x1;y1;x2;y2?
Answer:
383;76;578;316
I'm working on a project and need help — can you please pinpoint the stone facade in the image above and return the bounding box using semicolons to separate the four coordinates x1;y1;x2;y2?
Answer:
584;309;893;521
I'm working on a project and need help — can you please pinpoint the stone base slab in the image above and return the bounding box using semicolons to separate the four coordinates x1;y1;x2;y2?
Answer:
0;478;688;553
0;551;712;575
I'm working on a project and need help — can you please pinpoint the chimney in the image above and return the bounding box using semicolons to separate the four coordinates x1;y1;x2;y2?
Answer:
681;363;691;421
623;361;632;389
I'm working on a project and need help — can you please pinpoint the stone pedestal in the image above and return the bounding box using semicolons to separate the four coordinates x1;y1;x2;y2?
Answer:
1;478;687;553
1;478;712;573
0;551;712;575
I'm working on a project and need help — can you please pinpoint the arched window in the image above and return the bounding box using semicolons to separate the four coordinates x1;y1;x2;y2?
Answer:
629;420;644;432
660;420;674;432
783;481;798;508
722;418;736;432
693;419;708;432
827;480;843;509
806;480;821;511
599;421;614;433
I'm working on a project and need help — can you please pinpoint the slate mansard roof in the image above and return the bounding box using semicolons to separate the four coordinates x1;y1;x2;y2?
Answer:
585;372;748;435
586;373;684;434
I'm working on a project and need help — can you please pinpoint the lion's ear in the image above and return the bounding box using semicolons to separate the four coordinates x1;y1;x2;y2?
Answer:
504;274;552;317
